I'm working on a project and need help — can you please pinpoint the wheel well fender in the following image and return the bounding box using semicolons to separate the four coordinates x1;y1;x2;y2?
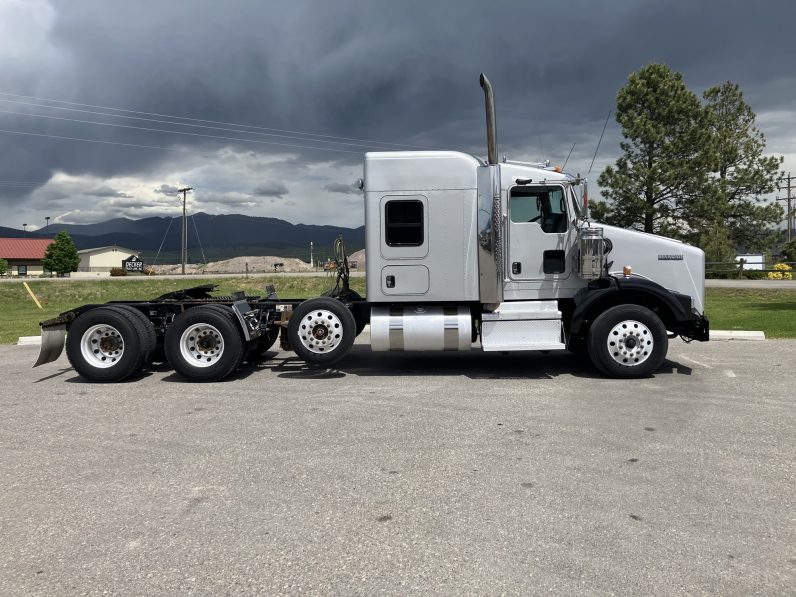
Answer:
570;278;691;336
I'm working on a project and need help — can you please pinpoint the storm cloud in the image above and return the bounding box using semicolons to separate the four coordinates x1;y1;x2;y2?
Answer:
252;182;289;198
1;0;794;229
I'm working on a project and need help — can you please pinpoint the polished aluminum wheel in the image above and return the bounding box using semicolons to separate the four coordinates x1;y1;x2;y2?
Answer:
179;323;225;368
296;309;344;354
606;319;653;366
80;324;125;369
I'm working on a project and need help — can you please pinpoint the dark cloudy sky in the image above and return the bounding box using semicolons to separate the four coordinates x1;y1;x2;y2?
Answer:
1;0;794;231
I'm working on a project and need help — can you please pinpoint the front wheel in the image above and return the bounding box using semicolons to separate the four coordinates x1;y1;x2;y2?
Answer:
587;304;668;378
287;297;356;366
165;306;245;382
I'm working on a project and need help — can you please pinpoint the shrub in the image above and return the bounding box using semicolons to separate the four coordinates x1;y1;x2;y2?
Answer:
767;263;793;280
110;267;127;277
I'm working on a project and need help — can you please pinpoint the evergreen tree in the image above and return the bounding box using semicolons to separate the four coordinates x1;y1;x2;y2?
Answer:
685;82;783;251
596;63;709;236
781;239;796;263
43;231;80;276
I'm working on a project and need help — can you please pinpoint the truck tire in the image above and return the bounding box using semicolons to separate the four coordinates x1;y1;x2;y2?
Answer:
288;297;356;366
323;289;367;336
65;306;151;383
165;305;246;382
108;304;157;365
587;304;668;378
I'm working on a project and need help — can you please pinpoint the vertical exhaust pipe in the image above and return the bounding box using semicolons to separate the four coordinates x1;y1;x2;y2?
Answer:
479;74;498;165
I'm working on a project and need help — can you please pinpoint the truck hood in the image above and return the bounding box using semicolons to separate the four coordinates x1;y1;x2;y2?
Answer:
594;223;705;315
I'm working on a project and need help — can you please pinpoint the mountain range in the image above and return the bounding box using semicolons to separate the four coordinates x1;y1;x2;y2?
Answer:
0;213;365;263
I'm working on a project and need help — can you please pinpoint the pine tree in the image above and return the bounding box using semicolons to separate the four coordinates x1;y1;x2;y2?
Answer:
43;231;80;276
685;82;783;251
595;63;709;236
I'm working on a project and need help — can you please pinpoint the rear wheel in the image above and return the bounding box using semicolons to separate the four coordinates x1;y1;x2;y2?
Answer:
66;307;150;382
165;306;245;382
109;305;157;365
288;297;356;366
587;304;668;378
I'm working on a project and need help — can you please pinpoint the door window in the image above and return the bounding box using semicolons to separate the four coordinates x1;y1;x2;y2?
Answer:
509;186;567;233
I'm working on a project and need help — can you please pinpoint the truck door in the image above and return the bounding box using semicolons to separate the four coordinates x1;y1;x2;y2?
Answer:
507;184;571;281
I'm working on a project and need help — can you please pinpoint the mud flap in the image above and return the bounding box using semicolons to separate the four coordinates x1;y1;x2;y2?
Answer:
33;325;66;368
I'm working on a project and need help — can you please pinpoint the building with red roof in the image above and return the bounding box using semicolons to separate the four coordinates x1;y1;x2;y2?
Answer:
0;238;54;277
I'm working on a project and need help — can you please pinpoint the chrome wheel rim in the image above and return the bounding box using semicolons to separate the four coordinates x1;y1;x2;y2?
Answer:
606;319;653;366
80;324;125;368
297;309;343;354
180;323;225;368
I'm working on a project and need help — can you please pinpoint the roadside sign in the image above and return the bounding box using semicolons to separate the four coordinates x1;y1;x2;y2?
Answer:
122;255;144;272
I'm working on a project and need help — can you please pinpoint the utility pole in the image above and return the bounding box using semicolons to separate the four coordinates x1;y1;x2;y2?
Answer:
177;187;193;275
310;241;314;268
777;173;794;243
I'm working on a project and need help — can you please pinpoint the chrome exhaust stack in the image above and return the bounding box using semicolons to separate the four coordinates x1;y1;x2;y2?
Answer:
479;73;498;165
476;74;504;304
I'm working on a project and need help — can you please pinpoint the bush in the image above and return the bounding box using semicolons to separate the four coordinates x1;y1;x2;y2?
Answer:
767;263;793;280
143;266;157;276
110;267;127;277
742;270;769;280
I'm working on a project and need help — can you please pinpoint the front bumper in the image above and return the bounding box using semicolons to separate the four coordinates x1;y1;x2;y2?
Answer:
679;311;709;342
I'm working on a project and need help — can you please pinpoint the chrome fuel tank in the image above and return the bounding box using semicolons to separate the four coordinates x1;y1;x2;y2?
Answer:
370;306;472;351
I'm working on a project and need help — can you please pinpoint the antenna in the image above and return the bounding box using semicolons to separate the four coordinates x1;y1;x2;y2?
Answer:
562;143;576;170
588;109;611;174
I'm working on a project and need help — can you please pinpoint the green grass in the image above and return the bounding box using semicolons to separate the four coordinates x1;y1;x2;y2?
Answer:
705;288;796;339
0;275;365;344
1;281;793;344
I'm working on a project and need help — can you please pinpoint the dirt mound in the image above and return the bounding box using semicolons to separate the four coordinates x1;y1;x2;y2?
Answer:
203;256;313;274
152;256;313;275
348;249;366;269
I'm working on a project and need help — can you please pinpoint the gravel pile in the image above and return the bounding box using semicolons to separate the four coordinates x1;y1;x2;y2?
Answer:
152;256;313;275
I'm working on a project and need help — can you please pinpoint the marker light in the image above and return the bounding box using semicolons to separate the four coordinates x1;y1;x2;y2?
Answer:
623;266;632;277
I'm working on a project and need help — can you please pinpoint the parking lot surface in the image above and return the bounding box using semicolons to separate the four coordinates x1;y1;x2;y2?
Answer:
1;339;794;595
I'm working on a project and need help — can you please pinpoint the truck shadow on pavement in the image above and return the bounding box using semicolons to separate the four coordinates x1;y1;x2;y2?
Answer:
243;345;693;381
40;348;692;383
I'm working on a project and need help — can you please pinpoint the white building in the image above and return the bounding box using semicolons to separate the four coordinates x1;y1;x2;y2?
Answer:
77;246;140;273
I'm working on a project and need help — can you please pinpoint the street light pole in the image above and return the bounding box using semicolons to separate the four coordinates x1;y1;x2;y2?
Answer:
177;187;193;275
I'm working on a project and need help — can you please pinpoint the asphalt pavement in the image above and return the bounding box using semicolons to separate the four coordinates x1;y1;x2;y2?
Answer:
1;339;794;595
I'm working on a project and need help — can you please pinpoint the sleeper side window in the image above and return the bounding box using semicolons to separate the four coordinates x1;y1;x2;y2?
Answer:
385;199;424;246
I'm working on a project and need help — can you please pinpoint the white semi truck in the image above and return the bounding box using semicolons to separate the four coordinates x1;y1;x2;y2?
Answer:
34;75;709;382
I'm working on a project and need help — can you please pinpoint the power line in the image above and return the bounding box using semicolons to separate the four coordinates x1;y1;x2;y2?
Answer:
0;90;429;150
0;98;415;150
0;110;365;154
0;127;186;151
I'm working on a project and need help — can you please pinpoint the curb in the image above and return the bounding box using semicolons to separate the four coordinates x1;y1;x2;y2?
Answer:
710;330;766;341
17;336;43;346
